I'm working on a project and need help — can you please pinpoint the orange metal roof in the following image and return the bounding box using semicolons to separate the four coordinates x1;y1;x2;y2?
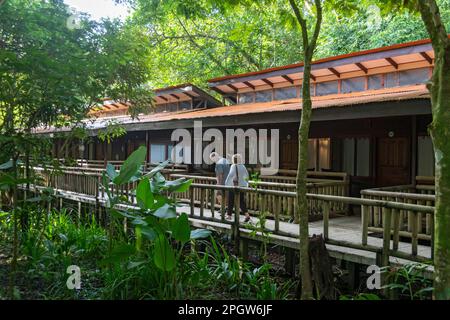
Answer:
35;85;429;134
121;85;429;123
208;38;438;83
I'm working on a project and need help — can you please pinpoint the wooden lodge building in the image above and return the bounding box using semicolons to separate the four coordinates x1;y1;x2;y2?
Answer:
48;38;436;197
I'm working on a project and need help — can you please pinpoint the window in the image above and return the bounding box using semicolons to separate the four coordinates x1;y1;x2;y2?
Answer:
340;138;370;176
274;87;297;100
356;138;370;176
238;92;254;104
179;101;191;110
399;68;430;86
168;103;178;112
307;138;331;171
341;77;366;93
318;138;331;170
150;144;166;163
385;72;399;88
418;136;434;176
255;90;273;102
368;74;383;90
316;81;338;96
342;138;355;175
308;139;317;170
155;105;166;113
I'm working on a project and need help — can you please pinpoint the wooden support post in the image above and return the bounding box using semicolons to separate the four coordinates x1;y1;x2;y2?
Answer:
392;208;400;251
239;239;249;260
77;201;82;224
323;201;330;240
284;248;295;276
346;261;359;290
189;188;194;217
233;188;240;255
210;188;215;219
411;211;418;256
200;188;205;218
221;191;226;222
275;196;281;233
381;207;392;267
361;204;369;246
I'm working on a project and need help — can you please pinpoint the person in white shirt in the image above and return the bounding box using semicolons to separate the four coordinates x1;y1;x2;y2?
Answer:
225;153;250;222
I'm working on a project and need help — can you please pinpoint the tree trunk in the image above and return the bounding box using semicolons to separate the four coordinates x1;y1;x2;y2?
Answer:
429;45;450;300
417;0;450;300
309;234;336;300
297;59;314;300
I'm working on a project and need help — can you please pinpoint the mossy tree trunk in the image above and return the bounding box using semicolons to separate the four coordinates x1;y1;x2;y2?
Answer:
288;0;322;300
418;0;450;300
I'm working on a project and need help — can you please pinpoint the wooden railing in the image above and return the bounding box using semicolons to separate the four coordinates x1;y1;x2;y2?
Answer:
23;166;433;266
361;177;435;243
170;173;349;219
53;158;189;172
187;183;434;265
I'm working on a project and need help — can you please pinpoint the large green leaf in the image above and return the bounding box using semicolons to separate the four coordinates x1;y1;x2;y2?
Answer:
106;163;118;180
190;229;212;240
100;243;135;265
136;177;153;210
113;146;147;185
166;178;192;193
172;213;190;243
144;160;169;179
153;203;177;219
153;234;176;271
0;160;13;170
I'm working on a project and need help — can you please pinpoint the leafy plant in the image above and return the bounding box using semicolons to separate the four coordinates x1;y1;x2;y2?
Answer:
382;263;433;300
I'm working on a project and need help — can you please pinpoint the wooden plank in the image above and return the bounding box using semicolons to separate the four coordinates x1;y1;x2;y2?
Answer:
323;201;330;240
361;204;369;246
382;207;392;267
392;208;400;251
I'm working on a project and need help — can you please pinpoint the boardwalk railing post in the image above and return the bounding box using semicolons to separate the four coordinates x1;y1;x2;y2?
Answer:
382;207;392;267
189;188;194;217
233;187;240;255
361;204;369;246
323;201;330;240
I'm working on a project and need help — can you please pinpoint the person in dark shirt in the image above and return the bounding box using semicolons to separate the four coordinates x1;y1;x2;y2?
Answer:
210;152;230;206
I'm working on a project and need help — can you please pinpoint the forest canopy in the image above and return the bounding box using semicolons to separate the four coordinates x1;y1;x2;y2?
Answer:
121;0;450;89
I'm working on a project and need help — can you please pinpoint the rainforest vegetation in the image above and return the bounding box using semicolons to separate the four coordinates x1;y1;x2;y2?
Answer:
1;0;449;300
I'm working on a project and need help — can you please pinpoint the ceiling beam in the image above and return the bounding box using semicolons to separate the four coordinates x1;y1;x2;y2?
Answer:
261;78;274;87
210;86;226;95
420;52;433;64
243;81;255;90
385;57;399;69
328;67;341;78
227;84;238;92
281;75;294;84
310;73;316;81
170;93;180;100
355;62;368;74
158;95;168;102
183;91;196;99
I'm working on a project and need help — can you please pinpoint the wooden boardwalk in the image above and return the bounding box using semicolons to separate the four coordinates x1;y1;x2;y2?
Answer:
181;204;432;268
25;185;433;271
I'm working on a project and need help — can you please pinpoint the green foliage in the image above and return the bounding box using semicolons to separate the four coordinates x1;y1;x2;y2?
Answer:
98;122;127;144
382;263;434;300
340;293;381;300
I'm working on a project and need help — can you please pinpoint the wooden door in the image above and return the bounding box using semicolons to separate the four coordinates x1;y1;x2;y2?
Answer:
377;137;410;186
281;139;298;170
